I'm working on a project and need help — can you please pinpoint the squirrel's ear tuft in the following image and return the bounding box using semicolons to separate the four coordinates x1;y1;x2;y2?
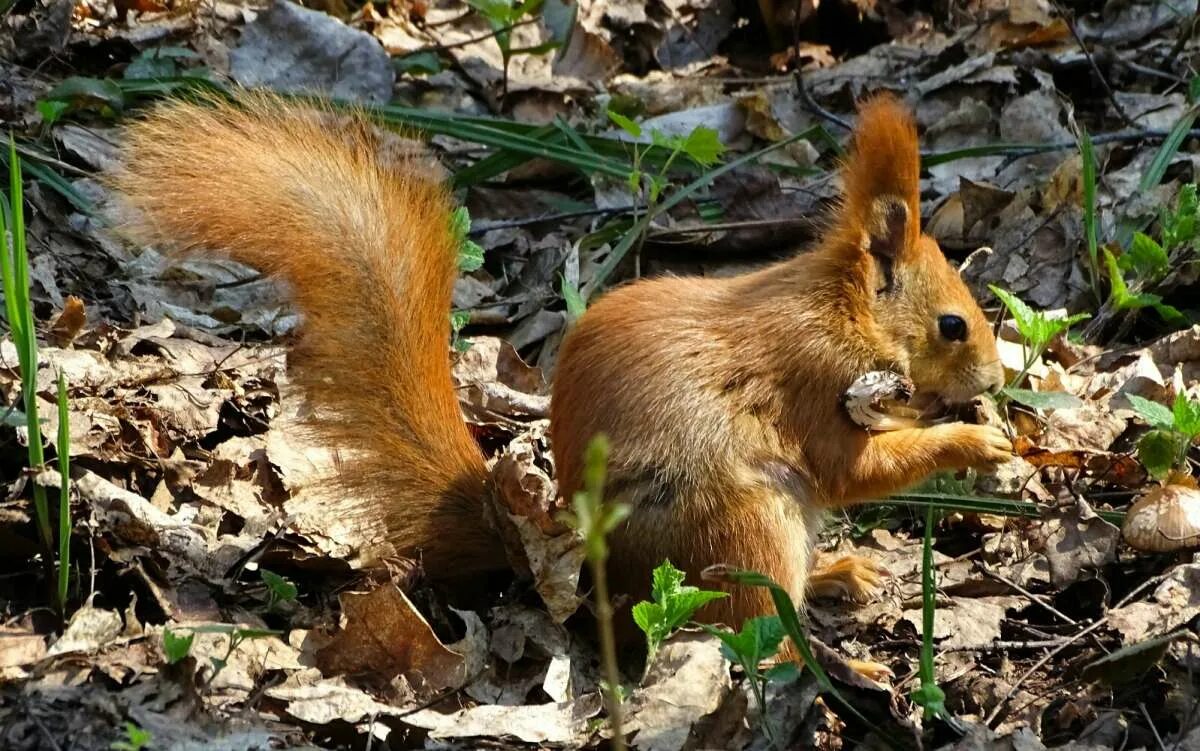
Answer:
864;196;909;259
839;93;921;258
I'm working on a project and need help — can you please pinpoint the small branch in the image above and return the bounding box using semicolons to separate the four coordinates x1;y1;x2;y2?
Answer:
793;70;852;132
1050;0;1139;129
984;572;1168;726
980;563;1077;626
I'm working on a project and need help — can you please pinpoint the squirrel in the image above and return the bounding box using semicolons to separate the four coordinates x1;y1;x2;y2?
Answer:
114;91;1011;665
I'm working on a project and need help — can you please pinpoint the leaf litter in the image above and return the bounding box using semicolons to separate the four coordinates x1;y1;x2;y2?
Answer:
5;0;1200;748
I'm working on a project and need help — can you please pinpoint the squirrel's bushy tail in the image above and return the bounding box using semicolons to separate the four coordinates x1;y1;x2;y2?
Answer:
114;92;502;575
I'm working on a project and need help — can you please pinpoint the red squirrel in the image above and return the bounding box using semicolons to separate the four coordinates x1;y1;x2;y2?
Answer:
115;91;1011;666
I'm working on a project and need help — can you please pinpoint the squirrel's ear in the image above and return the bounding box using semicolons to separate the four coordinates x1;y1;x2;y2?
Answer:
864;196;910;260
839;93;921;262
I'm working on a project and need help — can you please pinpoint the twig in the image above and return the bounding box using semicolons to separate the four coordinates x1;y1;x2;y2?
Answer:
1049;0;1138;129
647;216;813;239
979;563;1077;626
793;70;852;132
1140;702;1168;751
469;204;642;236
984;572;1168;726
944;638;1068;652
1168;4;1200;62
22;699;64;751
406;17;539;55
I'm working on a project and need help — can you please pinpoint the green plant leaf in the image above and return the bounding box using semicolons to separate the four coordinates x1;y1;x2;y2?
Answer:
162;628;194;664
680;126;724;167
764;661;801;684
561;275;587;320
36;100;71;127
1127;394;1176;430
631;601;663;640
713;615;784;666
1079;125;1100;301
450;310;472;352
1172;392;1200;438
988;285;1037;341
1121;232;1170;282
634;560;726;656
260;569;298;604
1136;429;1180;481
1162;183;1199;249
650;559;687;602
1002;388;1082;411
450;207;485;272
41;76;125;117
607;110;643;139
395;50;443;76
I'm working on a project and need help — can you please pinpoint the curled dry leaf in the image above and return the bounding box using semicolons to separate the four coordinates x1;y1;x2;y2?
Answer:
315;584;466;691
453;336;550;423
1035;499;1120;587
489;427;586;622
46;605;124;657
626;631;732;751
403;693;604;745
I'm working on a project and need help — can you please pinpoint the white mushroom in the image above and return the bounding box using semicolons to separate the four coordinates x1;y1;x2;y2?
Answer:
1121;482;1200;553
842;370;923;431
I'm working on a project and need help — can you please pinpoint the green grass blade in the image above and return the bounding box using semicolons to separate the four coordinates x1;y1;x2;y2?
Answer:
21;159;94;215
1079;126;1101;304
374;104;632;179
713;568;898;748
6;139;51;550
0;173;19;345
451;123;559;188
1116;105;1200;248
889;491;1125;525
914;505;947;720
56;369;70;612
587;126;824;298
1138;105;1199;194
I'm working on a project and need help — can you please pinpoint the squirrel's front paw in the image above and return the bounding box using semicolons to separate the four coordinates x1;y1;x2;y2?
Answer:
935;423;1014;470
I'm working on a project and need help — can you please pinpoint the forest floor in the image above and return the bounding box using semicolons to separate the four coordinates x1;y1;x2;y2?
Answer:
2;0;1200;749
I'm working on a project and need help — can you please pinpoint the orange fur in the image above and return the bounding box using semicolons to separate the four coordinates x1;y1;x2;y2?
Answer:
114;91;1011;652
551;92;1009;631
113;93;501;576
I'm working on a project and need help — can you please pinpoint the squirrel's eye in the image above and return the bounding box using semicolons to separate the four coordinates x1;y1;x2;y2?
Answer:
938;314;968;342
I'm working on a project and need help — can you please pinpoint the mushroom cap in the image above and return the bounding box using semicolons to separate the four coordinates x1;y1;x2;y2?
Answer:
1121;483;1200;553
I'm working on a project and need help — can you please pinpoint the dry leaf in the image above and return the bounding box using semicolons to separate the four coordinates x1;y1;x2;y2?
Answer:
315;584;466;689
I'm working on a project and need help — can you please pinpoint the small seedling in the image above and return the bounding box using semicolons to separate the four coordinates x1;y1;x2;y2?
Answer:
162;627;194;664
3;138;74;614
606;111;724;207
559;435;629;751
631;560;727;661
702;615;793;747
449;207;485;352
203;625;278;684
451;206;485;273
560;275;587;322
912;505;947;721
466;0;561;98
989;285;1089;409
110;722;152;751
1126;392;1200;481
260;568;298;611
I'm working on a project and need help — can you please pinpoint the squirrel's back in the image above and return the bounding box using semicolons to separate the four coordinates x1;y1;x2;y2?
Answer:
115;93;502;575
